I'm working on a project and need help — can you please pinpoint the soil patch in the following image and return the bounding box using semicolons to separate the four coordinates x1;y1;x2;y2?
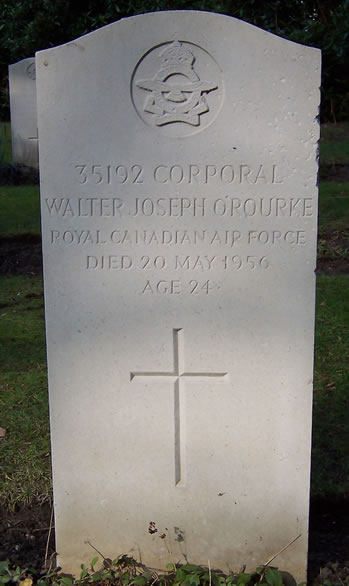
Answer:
0;164;39;186
308;498;349;584
319;164;349;182
0;502;55;573
317;230;349;275
0;499;348;584
317;256;349;275
0;234;42;276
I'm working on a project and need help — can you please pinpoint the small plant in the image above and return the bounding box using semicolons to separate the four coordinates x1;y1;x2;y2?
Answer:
0;555;292;586
0;559;30;584
166;563;287;586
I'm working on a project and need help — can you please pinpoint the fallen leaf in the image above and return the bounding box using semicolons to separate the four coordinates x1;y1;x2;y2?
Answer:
0;427;6;438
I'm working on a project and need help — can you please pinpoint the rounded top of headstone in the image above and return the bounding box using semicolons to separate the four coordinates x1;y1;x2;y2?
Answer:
9;57;36;79
36;10;322;57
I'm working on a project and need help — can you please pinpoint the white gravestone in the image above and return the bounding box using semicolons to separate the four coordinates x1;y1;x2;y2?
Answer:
8;57;39;169
36;12;321;582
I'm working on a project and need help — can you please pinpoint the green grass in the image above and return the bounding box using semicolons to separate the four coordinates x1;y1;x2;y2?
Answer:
0;275;51;508
0;122;11;164
318;182;349;231
312;274;349;497
0;185;40;235
320;121;349;165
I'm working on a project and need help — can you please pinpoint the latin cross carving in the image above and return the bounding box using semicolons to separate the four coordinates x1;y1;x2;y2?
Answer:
131;328;228;485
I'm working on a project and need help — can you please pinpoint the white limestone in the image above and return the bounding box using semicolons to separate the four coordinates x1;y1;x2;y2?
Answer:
36;12;321;582
8;57;38;169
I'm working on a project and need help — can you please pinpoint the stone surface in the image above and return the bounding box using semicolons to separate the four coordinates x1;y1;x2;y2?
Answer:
8;57;38;169
36;12;321;582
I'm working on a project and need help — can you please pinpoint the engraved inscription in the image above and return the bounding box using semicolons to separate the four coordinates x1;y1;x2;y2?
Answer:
75;164;144;185
140;280;215;295
82;254;271;272
136;41;218;127
45;196;313;218
130;329;228;485
44;160;313;282
49;229;307;250
73;163;283;185
152;163;282;185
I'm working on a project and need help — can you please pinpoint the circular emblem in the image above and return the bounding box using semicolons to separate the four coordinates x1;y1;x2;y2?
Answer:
131;41;224;137
26;62;36;81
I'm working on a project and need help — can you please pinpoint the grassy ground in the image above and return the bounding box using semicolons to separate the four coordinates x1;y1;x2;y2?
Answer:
320;122;349;165
0;124;348;508
0;276;50;507
318;182;349;231
312;275;349;496
0;185;40;235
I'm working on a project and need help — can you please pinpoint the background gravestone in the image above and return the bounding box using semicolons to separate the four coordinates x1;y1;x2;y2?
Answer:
36;11;321;582
8;57;38;169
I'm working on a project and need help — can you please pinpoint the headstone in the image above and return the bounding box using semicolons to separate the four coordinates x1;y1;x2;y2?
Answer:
8;57;39;169
36;12;321;582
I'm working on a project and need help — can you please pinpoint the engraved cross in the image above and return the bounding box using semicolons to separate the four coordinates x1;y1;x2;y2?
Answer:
130;328;228;486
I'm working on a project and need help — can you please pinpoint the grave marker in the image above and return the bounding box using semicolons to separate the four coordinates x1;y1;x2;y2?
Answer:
36;12;321;582
8;57;39;169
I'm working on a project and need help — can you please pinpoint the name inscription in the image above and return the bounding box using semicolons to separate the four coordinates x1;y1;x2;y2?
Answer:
46;196;313;218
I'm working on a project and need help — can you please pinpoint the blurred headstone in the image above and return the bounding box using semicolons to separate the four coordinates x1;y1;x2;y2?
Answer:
8;57;38;169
